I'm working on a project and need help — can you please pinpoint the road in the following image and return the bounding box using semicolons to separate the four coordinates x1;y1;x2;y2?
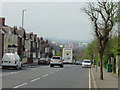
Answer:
1;64;90;88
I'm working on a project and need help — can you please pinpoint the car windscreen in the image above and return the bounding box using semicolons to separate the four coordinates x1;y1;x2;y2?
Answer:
40;58;46;60
52;57;61;59
46;58;50;60
84;61;91;63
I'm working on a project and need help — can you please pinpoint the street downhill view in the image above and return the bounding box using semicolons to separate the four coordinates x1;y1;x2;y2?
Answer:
0;0;120;90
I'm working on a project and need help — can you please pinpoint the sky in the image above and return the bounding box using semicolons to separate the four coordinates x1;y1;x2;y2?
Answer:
1;1;95;42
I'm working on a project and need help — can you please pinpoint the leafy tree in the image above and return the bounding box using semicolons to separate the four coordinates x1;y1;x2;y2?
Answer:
82;1;118;80
55;51;62;56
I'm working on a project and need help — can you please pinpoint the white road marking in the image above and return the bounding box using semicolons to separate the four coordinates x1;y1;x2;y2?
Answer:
13;83;27;88
30;78;40;82
1;67;40;76
1;73;14;76
89;68;91;89
0;71;21;76
42;74;48;77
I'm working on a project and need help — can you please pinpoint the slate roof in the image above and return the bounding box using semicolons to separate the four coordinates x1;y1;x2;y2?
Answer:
16;29;26;38
2;26;14;34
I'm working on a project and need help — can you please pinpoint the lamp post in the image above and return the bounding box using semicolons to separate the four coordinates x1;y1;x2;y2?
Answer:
22;10;26;28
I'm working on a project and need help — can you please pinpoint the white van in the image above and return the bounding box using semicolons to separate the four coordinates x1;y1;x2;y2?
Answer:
2;53;22;69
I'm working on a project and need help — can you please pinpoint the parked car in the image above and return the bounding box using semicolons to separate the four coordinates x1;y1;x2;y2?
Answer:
82;59;91;68
72;60;76;64
75;60;82;65
2;53;22;70
38;58;49;65
50;56;63;68
46;58;51;64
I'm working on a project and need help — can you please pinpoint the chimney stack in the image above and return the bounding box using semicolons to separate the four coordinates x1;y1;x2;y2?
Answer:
30;32;33;35
0;17;5;26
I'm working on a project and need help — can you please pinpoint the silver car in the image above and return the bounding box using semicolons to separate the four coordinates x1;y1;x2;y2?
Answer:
50;56;63;68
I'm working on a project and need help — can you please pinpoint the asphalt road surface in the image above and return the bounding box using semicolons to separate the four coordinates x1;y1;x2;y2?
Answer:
1;64;89;88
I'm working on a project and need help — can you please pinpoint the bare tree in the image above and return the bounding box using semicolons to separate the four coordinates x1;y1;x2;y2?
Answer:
82;1;118;80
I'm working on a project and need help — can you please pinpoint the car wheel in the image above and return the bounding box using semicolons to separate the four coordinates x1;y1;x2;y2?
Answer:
19;67;22;70
60;65;63;68
50;65;53;67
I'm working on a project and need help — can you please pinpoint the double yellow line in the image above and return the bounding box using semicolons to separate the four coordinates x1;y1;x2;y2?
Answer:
89;69;91;89
89;68;97;89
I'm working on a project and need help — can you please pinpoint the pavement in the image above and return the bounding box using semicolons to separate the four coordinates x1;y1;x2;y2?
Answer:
91;66;119;88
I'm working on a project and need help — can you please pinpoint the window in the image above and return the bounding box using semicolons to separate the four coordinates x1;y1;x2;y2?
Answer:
84;61;90;63
52;57;61;59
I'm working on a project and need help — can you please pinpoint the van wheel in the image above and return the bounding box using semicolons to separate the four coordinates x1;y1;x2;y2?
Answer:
2;66;6;69
19;66;22;69
15;66;20;70
60;65;63;68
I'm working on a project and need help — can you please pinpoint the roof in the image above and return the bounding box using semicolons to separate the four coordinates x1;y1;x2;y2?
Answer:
2;26;14;34
0;29;6;34
83;59;91;61
16;29;26;38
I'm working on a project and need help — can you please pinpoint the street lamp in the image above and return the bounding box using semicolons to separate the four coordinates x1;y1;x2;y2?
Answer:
22;10;26;28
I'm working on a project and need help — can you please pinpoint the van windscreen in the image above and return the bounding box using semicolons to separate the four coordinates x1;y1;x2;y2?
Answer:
2;55;15;61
